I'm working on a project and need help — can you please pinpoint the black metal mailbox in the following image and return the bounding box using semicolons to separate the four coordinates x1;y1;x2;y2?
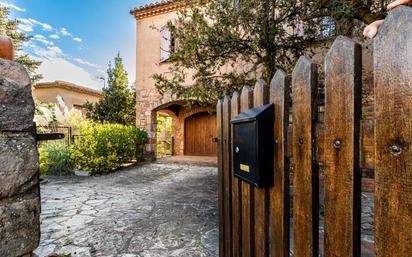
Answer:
231;103;274;188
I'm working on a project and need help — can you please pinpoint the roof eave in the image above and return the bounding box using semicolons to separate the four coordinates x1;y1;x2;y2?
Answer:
130;0;184;20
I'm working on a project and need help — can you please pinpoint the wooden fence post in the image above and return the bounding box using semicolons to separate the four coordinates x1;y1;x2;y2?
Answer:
222;96;232;257
374;6;412;257
270;70;291;257
217;99;225;257
253;80;270;257
324;36;362;257
231;92;242;257
292;56;319;257
240;86;254;257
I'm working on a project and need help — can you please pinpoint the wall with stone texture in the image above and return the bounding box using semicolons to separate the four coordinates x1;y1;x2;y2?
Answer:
135;9;200;156
0;58;40;257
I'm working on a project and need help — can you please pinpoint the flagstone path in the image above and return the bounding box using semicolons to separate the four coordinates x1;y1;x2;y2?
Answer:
34;163;218;257
34;161;375;257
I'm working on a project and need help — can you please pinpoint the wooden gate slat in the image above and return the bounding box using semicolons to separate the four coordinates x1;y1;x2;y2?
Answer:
324;36;362;257
231;92;242;257
292;56;319;257
222;96;232;257
253;80;270;257
270;70;291;257
217;99;225;257
240;86;254;257
374;7;412;257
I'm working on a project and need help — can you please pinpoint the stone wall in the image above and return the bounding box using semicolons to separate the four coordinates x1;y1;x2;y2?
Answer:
136;85;214;157
136;87;176;155
0;58;40;257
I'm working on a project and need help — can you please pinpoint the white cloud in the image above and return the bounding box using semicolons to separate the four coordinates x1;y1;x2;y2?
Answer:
60;28;71;36
59;27;82;43
33;34;54;46
73;58;102;69
37;57;103;90
34;34;46;39
18;18;52;32
47;46;63;56
28;18;52;31
0;1;26;12
23;30;99;90
32;45;63;58
18;23;33;32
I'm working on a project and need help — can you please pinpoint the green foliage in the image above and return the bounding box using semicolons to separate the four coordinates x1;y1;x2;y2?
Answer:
70;123;147;174
156;115;173;157
85;53;136;125
0;7;42;83
305;0;390;34
39;142;73;176
153;0;321;105
153;0;389;105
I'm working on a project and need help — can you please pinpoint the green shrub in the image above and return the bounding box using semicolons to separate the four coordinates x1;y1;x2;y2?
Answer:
39;142;73;176
70;123;147;174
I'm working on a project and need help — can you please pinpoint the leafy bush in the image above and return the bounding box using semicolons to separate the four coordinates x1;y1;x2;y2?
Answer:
39;142;73;176
70;123;147;174
156;114;173;157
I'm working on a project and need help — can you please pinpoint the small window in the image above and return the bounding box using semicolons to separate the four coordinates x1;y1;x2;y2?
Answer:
319;17;336;39
160;25;175;62
233;0;241;8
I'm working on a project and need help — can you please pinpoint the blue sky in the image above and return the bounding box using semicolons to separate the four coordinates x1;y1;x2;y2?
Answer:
2;0;155;89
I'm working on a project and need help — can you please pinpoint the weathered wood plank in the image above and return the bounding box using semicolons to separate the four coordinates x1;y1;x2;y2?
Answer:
231;92;242;257
253;80;270;257
374;6;412;257
222;96;232;257
324;36;362;257
292;56;319;257
240;86;254;257
217;99;225;257
269;70;291;257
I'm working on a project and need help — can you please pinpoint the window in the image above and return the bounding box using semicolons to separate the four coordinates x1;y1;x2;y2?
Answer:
319;17;336;39
233;0;241;8
160;25;175;62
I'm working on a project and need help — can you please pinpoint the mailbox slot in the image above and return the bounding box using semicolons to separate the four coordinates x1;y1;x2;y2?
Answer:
231;103;274;188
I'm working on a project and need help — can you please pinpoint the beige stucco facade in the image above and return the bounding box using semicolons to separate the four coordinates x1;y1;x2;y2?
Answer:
132;1;217;157
33;81;102;115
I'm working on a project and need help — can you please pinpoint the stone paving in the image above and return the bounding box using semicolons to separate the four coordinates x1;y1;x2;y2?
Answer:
34;160;376;257
34;163;219;257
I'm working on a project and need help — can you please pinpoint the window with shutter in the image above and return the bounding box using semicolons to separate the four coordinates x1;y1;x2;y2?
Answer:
160;26;172;62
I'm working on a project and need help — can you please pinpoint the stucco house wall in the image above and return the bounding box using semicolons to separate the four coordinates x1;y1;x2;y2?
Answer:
33;81;102;115
132;1;213;156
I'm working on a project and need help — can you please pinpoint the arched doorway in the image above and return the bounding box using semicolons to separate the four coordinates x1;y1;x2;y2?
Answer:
184;112;217;156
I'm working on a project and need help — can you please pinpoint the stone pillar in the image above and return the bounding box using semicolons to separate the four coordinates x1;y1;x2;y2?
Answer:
136;88;159;159
0;58;40;257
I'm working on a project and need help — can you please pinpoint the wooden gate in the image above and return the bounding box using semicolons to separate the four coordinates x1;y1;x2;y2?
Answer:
185;112;217;156
217;7;412;257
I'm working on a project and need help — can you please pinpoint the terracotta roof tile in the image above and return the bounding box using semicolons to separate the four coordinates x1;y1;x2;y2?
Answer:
130;0;183;19
130;0;176;13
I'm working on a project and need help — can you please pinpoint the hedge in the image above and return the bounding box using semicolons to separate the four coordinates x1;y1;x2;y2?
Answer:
70;123;147;174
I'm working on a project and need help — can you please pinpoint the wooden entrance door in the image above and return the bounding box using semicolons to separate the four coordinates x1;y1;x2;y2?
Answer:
184;112;217;156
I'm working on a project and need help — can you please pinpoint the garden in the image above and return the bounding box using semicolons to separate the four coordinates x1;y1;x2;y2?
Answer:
34;54;147;176
35;96;147;176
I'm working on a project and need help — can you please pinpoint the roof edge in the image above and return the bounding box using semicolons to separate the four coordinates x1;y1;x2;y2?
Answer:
34;80;103;97
130;0;185;20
